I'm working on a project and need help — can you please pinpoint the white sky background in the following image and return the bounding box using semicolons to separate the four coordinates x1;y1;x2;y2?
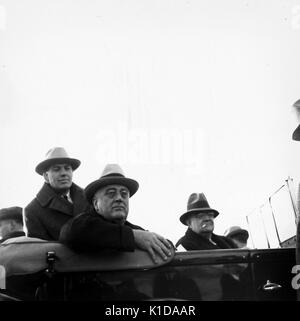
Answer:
0;0;300;246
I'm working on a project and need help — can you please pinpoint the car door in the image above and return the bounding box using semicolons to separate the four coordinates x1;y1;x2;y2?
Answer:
250;248;296;301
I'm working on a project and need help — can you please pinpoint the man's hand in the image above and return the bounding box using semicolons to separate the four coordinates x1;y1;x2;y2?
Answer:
133;230;172;264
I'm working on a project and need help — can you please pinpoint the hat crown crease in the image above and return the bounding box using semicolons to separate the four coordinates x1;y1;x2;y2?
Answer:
101;164;125;177
45;147;69;159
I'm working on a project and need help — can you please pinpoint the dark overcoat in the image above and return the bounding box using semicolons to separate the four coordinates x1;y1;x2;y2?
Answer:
24;183;89;241
59;207;144;252
176;228;237;250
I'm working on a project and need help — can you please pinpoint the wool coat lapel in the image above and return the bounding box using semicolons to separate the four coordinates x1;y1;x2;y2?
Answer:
36;183;73;217
71;184;89;215
177;228;237;250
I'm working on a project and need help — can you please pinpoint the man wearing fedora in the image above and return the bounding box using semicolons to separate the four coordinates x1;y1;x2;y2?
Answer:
176;193;237;250
59;164;172;264
0;207;25;243
224;226;249;249
24;147;89;240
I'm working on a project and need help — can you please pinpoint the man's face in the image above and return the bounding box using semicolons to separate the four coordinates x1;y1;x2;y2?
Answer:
0;219;14;239
93;184;129;225
43;163;73;192
187;212;215;234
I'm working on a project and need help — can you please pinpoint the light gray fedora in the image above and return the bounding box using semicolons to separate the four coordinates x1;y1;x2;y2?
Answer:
35;147;81;175
85;164;139;203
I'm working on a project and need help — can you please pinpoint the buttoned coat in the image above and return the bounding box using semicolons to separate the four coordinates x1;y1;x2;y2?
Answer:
25;183;89;241
59;207;144;252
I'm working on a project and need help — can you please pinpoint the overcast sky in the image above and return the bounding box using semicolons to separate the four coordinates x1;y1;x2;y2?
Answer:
1;0;300;246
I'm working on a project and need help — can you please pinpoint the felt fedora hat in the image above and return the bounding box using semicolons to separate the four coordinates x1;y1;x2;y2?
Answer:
0;206;23;223
85;164;139;203
292;99;300;141
224;226;249;239
180;193;219;225
293;124;300;141
35;147;81;175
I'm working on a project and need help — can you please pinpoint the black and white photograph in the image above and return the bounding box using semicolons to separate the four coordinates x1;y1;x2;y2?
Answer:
0;0;300;311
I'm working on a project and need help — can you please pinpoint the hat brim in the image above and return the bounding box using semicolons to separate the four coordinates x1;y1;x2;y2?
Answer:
180;208;219;225
85;177;139;202
293;124;300;141
35;158;81;175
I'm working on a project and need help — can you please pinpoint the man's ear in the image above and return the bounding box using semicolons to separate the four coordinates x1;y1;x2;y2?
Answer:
92;198;99;212
43;172;49;183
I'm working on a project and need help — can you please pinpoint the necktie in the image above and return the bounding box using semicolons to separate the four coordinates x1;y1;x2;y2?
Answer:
62;194;72;204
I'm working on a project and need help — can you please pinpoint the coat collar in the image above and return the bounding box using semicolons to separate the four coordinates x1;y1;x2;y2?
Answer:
36;183;87;216
87;207;138;229
184;228;236;249
185;228;215;244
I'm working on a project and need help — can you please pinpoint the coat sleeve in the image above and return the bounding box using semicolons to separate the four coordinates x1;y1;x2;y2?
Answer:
59;213;136;252
224;236;238;249
24;204;51;240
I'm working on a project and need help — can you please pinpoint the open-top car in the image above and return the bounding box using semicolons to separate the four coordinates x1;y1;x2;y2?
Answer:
0;236;296;301
0;178;298;301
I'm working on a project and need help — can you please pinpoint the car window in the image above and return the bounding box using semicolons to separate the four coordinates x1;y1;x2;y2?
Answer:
260;203;280;248
247;178;297;249
269;182;297;245
247;208;269;249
